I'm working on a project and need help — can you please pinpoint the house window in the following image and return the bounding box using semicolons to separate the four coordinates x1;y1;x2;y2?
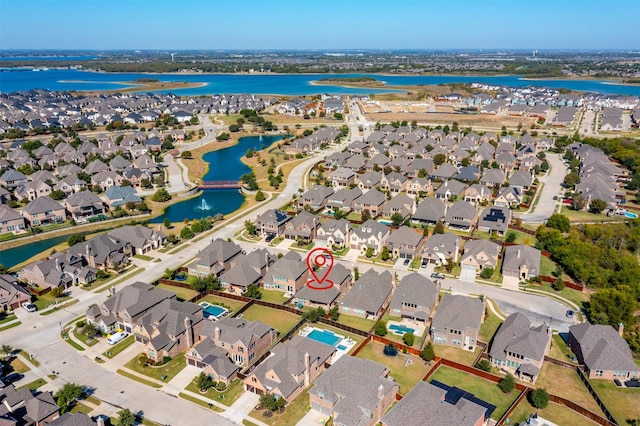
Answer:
595;370;603;377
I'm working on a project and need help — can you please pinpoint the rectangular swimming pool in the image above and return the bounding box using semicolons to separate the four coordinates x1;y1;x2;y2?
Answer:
388;324;416;335
202;304;227;319
307;329;342;347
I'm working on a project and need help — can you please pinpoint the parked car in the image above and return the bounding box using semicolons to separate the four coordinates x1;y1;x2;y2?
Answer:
3;373;24;384
421;261;428;269
265;235;275;243
566;309;575;319
403;258;410;266
553;195;558;200
431;272;446;279
107;331;128;345
22;302;37;313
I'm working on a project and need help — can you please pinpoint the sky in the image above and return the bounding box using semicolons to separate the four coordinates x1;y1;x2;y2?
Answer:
1;0;638;50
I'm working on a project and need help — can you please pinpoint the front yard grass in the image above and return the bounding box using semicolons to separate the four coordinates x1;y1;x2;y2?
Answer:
103;335;135;359
250;390;310;426
0;313;16;325
589;378;640;425
10;357;30;374
435;344;481;366
157;283;199;302
259;289;290;304
69;402;93;415
177;392;224;412
33;291;73;311
124;353;186;383
200;294;247;313
560;206;622;223
115;369;162;388
428;365;518;421
337;314;375;333
17;378;47;391
185;378;245;407
508;400;599;425
73;328;99;347
134;254;154;261
479;310;503;343
356;341;432;395
522;281;588;311
547;333;577;364
535;362;603;416
240;304;301;334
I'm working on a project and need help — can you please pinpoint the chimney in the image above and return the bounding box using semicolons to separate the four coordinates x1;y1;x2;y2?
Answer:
85;244;91;258
618;322;624;337
214;326;221;346
184;317;193;348
378;384;385;400
517;249;521;259
304;352;310;387
111;287;117;297
96;415;106;426
55;258;61;272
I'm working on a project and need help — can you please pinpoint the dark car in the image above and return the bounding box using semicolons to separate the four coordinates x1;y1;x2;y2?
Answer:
431;272;446;279
265;235;275;243
403;258;410;266
566;309;575;319
3;373;24;384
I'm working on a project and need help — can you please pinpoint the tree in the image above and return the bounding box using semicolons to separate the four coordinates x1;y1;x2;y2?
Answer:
589;289;635;327
255;190;266;202
163;218;172;229
55;383;84;413
244;220;257;236
50;189;65;200
391;212;404;226
180;226;194;240
365;247;374;258
563;172;580;187
164;268;175;280
245;148;254;158
152;188;171;202
361;209;371;222
216;132;230;141
589;198;608;215
118;408;136;426
546;214;570;232
229;124;240;132
192;275;220;293
477;359;492;372
380;246;390;261
403;332;415;346
480;267;494;279
244;284;262;299
181;150;192;159
374;320;388;336
551;275;565;291
530;388;550;409
354;267;360;281
1;344;13;360
444;258;455;273
329;306;339;321
433;221;445;234
571;193;587;211
259;394;279;411
67;233;85;246
302;307;326;322
420;341;435;362
498;373;515;393
433;153;446;166
81;322;98;338
505;231;517;243
196;372;214;391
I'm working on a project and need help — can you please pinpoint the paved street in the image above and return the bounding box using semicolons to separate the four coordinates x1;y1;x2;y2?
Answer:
517;153;566;223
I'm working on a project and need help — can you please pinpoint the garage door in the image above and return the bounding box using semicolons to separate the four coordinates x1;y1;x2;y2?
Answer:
460;264;476;282
311;402;331;416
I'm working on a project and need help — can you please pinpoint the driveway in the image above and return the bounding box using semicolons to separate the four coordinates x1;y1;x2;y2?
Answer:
221;391;259;424
517;153;565;223
297;408;329;426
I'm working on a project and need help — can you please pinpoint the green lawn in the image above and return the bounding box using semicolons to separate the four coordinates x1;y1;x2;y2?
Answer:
435;345;481;366
134;254;154;261
125;353;186;383
589;378;640;425
535;362;602;416
547;333;577;364
73;328;99;347
0;321;21;332
428;365;518;420
251;390;310;426
560;206;622;223
0;313;16;325
185;378;245;406
337;314;375;332
259;289;290;304
33;291;73;311
95;267;145;293
199;294;247;313
116;369;162;388
479;310;503;343
240;304;301;334
507;400;599;426
177;392;224;412
157;283;199;302
540;256;557;276
356;341;433;395
523;282;588;311
17;378;47;391
103;335;135;359
70;402;93;415
19;350;39;366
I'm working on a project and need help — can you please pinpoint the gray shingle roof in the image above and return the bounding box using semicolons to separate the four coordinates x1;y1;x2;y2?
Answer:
432;295;484;334
340;269;392;314
569;322;639;372
489;312;550;362
23;196;64;215
389;273;437;318
502;245;541;276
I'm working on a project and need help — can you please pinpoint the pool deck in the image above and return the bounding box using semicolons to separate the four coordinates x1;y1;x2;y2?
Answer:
299;326;355;362
387;319;426;337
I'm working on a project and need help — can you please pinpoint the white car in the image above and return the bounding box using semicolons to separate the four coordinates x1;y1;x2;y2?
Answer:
22;302;37;313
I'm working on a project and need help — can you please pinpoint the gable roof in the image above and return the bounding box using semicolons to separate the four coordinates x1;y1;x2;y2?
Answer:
432;295;484;334
389;273;438;320
569;322;639;372
502;245;541;275
340;269;392;313
490;313;550;362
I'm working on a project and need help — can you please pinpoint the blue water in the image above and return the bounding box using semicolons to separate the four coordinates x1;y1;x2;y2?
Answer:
1;69;640;96
202;304;227;319
337;344;347;351
0;55;98;61
388;324;416;335
150;134;285;223
0;234;70;269
307;329;342;347
625;212;638;219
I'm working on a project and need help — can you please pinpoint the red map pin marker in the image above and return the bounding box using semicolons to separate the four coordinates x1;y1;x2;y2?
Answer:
306;247;334;291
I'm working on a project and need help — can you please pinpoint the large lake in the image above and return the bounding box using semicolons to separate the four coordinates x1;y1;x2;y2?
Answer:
1;69;640;96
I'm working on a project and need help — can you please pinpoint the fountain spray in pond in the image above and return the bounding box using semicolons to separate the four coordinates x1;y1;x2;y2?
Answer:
197;198;211;211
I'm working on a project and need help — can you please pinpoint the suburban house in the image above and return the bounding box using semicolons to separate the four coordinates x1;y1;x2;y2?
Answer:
108;225;165;255
477;206;511;236
185;337;240;385
300;185;334;211
69;234;132;270
244;335;336;403
509;171;534;191
494;187;522;208
421;232;461;266
385;226;424;259
411;197;446;226
460;239;502;281
349;219;390;256
64;191;105;222
329;167;356;188
21;196;66;227
19;251;96;289
309;356;398;426
0;169;28;189
219;248;275;291
292;263;352;310
263;252;309;295
256;209;291;237
489;313;551;383
382;194;414;220
502;245;541;281
327;187;362;212
104;185;142;208
568;322;640;380
435;179;467;200
0;384;61;425
352;188;386;217
316;218;352;249
339;269;393;319
283;211;319;243
0;204;26;235
388;273;439;324
444;200;478;232
431;295;484;350
381;381;487;426
0;274;31;310
187;238;242;278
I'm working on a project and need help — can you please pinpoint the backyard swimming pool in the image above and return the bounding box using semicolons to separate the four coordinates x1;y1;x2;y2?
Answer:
307;329;342;346
199;302;228;319
388;324;416;335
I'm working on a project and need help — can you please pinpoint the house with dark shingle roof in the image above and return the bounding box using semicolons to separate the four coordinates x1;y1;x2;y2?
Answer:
185;337;240;385
256;209;290;237
381;381;487;426
327;187;361;212
293;263;352;310
411;197;446;226
48;412;100;426
0;204;26;235
65;191;105;222
219;248;275;290
502;245;541;281
187;238;242;277
389;273;438;323
509;170;534;191
108;225;165;255
569;322;640;380
352;188;386;217
435;179;467;200
0;384;60;425
477;206;511;236
316;218;352;249
431;295;484;350
382;194;413;220
349;219;390;256
460;239;501;281
299;185;334;210
386;226;424;259
489;313;551;383
244;335;336;403
69;233;132;271
444;200;478;232
329;167;356;187
309;355;398;425
0;274;31;310
104;185;142;207
283;211;319;243
22;196;66;226
263;252;309;295
339;269;392;319
421;232;460;266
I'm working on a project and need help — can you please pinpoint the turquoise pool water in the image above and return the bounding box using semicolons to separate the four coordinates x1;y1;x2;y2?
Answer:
337;344;347;351
201;304;227;319
625;212;638;219
388;324;416;335
378;219;393;225
307;329;342;347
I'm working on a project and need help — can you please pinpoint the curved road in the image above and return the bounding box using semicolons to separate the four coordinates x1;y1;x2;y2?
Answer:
516;153;566;223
